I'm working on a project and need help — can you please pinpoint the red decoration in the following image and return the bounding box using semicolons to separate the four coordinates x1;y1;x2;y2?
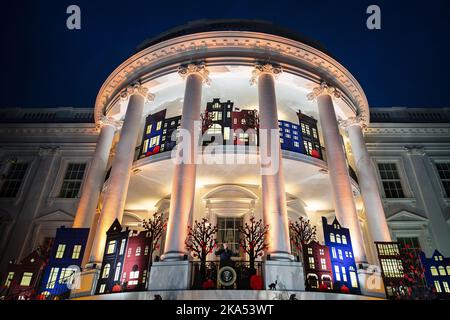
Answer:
319;283;329;292
201;279;215;290
311;149;320;158
250;275;264;290
340;285;350;294
112;284;122;293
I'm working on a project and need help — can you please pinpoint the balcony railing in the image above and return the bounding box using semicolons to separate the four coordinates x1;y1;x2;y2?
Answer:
190;260;264;290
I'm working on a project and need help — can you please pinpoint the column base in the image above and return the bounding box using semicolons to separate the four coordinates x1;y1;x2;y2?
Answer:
148;260;191;291
161;251;186;262
264;260;305;291
69;269;100;299
357;267;386;298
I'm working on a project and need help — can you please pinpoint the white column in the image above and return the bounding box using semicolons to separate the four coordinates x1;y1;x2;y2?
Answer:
73;117;120;228
88;83;154;265
251;63;292;261
341;117;392;243
308;82;367;264
162;63;209;261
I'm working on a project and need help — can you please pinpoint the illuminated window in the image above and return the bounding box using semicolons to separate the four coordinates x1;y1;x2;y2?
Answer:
320;258;327;270
349;268;358;288
20;272;33;286
144;246;149;255
319;249;324;256
294;142;300;148
142;270;148;284
46;268;59;289
312;128;318;139
130;270;139;279
156;121;162;131
330;233;335;243
0;162;28;198
207;123;222;135
224;127;230;140
338;249;343;260
107;241;116;254
5;272;14;287
336;235;341;244
60;268;76;284
435;281;442;293
99;284;106;294
334;265;341;281
439;266;446;276
119;239;126;255
217;217;243;254
435;163;450;197
443;282;450;293
447;266;450;275
59;163;86;198
331;247;337;259
146;124;152;134
72;245;82;259
142;139;149;153
135;247;141;256
342;235;347;244
308;248;313;255
150;136;160;148
430;266;438;276
378;163;405;198
114;263;122;281
55;244;66;259
127;248;132;257
102;264;111;279
381;259;404;278
341;267;347;282
309;257;315;269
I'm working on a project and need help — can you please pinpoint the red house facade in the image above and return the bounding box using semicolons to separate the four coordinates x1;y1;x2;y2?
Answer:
302;241;334;291
121;230;152;291
1;249;49;300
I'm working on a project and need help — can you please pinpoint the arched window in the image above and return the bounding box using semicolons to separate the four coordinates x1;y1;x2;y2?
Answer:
102;264;111;279
336;234;341;244
439;266;446;276
207;123;222;135
342;235;347;245
431;266;438;276
135;247;141;256
330;233;335;243
114;263;122;281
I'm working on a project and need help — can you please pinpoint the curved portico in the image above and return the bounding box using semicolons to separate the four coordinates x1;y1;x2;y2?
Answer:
70;20;391;298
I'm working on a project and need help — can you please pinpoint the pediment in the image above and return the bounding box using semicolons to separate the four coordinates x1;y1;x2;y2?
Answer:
387;210;429;223
35;210;75;222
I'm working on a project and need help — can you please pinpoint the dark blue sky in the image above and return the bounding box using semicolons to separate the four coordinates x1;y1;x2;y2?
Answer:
1;0;449;108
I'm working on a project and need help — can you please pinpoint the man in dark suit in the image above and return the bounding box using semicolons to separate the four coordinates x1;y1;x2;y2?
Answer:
215;242;237;268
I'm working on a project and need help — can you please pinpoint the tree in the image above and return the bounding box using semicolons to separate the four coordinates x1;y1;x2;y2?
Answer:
289;217;317;254
243;110;259;130
142;212;167;267
238;216;269;270
392;244;435;300
185;218;218;283
200;111;214;134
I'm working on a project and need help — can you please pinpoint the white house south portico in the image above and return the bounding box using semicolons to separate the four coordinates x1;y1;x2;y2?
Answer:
62;20;396;299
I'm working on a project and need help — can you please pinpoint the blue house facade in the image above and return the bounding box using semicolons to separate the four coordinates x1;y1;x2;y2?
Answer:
95;219;129;295
420;250;450;298
38;227;89;299
140;109;167;158
322;217;360;294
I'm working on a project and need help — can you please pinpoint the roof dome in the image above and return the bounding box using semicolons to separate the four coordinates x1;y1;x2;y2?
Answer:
137;19;330;55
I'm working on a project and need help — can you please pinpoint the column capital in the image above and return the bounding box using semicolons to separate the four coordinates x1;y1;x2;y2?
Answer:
120;82;155;103
97;116;123;132
250;63;282;85
307;81;341;101
339;115;368;133
404;145;426;156
178;63;211;85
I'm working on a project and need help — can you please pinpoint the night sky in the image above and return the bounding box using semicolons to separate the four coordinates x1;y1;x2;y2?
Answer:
1;0;450;109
